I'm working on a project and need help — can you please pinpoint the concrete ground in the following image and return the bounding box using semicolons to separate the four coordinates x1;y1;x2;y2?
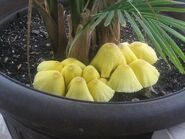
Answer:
0;114;11;139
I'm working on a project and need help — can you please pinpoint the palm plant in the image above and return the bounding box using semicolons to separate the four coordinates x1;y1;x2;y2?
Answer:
32;0;185;73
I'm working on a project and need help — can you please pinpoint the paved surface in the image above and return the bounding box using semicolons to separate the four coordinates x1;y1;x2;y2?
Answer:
0;114;12;139
152;123;185;139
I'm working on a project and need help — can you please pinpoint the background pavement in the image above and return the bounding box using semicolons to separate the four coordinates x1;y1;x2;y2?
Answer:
0;114;12;139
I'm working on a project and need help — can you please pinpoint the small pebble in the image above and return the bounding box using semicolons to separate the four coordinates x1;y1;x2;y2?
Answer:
4;57;8;63
46;43;51;47
32;30;40;35
131;98;140;102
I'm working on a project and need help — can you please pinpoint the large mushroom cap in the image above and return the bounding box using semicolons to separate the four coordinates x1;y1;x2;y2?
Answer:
33;70;65;96
37;61;63;72
61;58;86;69
61;64;82;85
108;64;143;93
119;42;137;64
91;43;126;78
130;41;158;64
130;59;160;88
99;78;108;84
88;79;115;102
82;65;100;83
66;77;94;101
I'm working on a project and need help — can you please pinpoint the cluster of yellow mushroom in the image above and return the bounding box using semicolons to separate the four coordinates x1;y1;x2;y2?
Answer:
33;41;160;102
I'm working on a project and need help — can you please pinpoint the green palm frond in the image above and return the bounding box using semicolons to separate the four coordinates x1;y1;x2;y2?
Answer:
69;0;185;73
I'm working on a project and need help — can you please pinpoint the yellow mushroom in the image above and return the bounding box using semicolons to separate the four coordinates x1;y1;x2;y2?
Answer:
61;64;82;85
82;65;100;83
130;41;158;64
99;78;108;84
91;43;126;78
108;64;143;93
129;59;160;88
37;60;63;72
66;77;94;101
61;58;86;69
88;79;115;102
33;70;65;96
119;42;137;64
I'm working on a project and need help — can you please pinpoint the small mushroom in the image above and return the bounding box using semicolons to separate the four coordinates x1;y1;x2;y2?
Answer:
91;43;126;78
37;61;63;72
129;59;160;88
88;79;115;102
82;65;100;82
108;64;143;93
62;64;82;85
61;58;86;69
33;70;65;96
130;41;158;64
119;42;137;64
66;77;94;101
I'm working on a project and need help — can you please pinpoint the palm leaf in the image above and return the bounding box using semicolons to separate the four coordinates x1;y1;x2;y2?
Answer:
124;11;145;42
104;11;115;26
117;10;126;27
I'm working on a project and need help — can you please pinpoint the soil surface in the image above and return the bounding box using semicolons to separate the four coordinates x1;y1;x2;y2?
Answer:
0;13;185;102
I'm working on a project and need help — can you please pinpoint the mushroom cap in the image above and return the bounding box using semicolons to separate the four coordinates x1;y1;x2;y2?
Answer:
82;65;100;83
88;79;115;102
66;77;94;101
130;41;158;64
99;78;108;84
119;42;137;64
61;64;82;85
33;70;65;96
91;43;126;78
129;59;160;88
108;64;143;93
61;58;86;69
37;61;63;72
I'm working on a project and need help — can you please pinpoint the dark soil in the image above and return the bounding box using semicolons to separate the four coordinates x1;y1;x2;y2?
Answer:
0;13;53;86
0;13;185;102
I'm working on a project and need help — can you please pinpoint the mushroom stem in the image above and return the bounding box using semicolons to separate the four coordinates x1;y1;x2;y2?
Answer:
139;87;159;98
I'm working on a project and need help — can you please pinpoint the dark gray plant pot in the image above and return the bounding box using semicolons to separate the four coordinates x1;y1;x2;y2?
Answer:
0;1;185;139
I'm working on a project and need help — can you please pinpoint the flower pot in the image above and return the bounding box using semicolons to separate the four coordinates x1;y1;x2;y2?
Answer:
0;1;185;139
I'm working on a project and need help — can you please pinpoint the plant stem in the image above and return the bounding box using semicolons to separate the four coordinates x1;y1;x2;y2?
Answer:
27;0;33;85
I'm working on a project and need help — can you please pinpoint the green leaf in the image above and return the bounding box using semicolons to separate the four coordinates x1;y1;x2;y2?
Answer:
155;7;185;13
132;13;167;62
159;23;185;44
142;13;185;31
46;0;58;22
145;18;185;73
117;10;126;27
104;11;115;27
70;0;85;34
160;26;185;63
150;20;185;63
124;11;145;42
90;12;108;30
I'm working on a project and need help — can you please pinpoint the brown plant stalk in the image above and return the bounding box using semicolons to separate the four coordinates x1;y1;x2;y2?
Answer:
27;0;33;84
